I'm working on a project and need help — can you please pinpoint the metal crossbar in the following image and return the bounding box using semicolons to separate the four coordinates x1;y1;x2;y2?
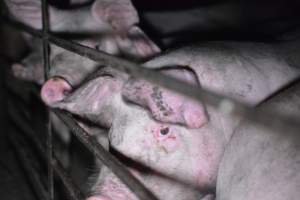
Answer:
3;15;300;134
2;1;300;200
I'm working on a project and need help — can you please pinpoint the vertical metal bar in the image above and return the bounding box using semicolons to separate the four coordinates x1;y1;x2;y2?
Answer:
41;0;54;200
9;134;48;200
7;101;86;200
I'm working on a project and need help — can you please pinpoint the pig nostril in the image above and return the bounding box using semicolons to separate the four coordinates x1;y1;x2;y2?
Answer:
46;89;55;98
160;127;169;135
63;89;70;96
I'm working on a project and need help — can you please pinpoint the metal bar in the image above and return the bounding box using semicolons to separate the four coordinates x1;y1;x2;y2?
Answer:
42;0;50;79
8;133;48;200
40;0;54;199
3;15;300;199
54;110;160;200
8;102;86;200
3;17;300;134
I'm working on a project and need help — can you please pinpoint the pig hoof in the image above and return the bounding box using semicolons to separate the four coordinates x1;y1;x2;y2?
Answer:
41;77;72;106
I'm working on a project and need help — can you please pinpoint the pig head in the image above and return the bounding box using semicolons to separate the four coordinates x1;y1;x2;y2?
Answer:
44;66;220;199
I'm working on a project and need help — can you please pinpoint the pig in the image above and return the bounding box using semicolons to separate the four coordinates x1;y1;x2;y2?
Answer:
50;68;215;200
41;40;300;199
6;0;160;86
216;81;300;200
4;0;138;33
121;41;300;127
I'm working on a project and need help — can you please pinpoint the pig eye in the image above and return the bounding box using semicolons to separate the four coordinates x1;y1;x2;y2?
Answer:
160;127;169;135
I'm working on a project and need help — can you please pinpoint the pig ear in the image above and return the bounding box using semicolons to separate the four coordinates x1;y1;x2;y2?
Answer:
116;26;161;60
122;67;208;129
91;0;139;32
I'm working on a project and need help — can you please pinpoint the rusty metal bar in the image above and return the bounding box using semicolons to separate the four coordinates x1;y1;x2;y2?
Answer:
8;133;48;200
7;100;86;200
54;110;160;200
40;0;54;199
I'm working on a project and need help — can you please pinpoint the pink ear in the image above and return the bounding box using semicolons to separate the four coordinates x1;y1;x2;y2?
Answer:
127;26;161;58
183;100;208;128
122;67;208;128
116;26;161;60
91;0;139;32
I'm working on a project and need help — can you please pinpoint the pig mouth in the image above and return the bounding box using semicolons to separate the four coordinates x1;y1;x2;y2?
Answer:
90;147;211;199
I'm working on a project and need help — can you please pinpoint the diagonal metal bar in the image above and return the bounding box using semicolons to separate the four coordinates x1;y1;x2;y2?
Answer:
3;15;300;144
54;110;160;200
40;0;54;199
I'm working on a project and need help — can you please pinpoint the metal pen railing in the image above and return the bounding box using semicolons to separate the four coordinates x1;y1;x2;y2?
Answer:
2;0;300;199
40;0;54;200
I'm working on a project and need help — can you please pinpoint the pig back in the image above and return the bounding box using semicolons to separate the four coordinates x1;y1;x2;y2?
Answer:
216;82;300;200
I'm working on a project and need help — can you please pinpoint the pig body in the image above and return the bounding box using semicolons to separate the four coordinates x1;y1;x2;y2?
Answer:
45;40;300;199
123;41;300;128
4;0;136;33
216;82;300;200
6;0;160;87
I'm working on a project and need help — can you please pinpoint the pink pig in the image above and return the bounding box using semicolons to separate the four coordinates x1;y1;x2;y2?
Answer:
41;40;300;199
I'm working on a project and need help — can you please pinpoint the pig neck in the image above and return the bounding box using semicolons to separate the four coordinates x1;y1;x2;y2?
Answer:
50;6;113;33
275;39;300;69
191;43;300;106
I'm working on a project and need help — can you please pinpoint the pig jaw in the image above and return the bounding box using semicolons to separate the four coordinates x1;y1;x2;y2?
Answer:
106;104;220;194
89;166;204;200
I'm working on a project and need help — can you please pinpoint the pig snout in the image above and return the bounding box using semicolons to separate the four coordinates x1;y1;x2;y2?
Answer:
41;77;72;105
